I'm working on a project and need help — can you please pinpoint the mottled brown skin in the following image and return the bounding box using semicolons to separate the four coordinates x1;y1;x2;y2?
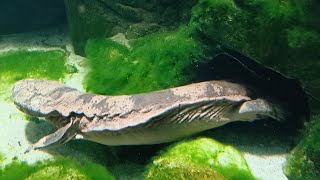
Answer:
12;79;286;151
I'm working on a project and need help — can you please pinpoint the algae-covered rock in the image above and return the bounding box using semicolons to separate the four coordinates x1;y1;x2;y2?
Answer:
0;49;67;99
145;138;255;180
284;114;320;179
190;0;248;52
26;166;86;180
64;0;197;55
0;156;115;180
146;158;225;180
0;49;67;84
190;0;320;108
84;27;204;95
65;64;78;74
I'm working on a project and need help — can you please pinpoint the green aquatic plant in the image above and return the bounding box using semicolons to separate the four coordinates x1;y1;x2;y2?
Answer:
284;114;320;179
145;137;256;180
84;26;204;95
0;49;67;84
0;49;67;99
0;156;115;180
0;154;4;164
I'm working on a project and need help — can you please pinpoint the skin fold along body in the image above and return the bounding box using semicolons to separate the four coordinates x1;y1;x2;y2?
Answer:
12;79;288;152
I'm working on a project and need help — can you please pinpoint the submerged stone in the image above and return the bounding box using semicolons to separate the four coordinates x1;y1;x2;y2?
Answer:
284;114;320;179
0;49;67;99
64;0;197;55
0;156;115;180
26;166;87;180
65;64;78;74
145;138;255;180
84;27;204;95
0;49;67;84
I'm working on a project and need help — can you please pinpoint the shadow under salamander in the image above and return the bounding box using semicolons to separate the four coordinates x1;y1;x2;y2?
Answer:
24;113;299;179
24;116;299;158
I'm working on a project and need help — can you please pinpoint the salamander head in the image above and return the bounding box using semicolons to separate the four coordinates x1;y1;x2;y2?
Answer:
12;79;66;117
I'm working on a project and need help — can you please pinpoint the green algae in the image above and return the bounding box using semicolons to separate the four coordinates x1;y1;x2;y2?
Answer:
0;49;67;84
84;26;204;95
0;49;67;100
284;114;320;179
0;156;115;180
26;166;87;180
145;138;256;180
0;154;4;164
190;0;305;57
146;158;225;180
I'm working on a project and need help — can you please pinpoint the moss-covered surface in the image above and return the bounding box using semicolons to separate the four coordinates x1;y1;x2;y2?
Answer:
0;154;4;164
64;0;196;55
284;114;320;179
145;138;256;180
0;49;67;99
84;27;204;95
0;156;115;180
190;0;320;107
0;49;67;84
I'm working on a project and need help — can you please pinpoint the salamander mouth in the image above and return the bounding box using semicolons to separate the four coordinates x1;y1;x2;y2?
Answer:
45;112;94;130
45;115;70;128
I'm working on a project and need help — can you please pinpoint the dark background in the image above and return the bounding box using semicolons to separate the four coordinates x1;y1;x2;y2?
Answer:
0;0;66;35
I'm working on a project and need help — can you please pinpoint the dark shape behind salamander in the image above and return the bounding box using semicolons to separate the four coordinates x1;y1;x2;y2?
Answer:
191;47;309;128
12;79;287;152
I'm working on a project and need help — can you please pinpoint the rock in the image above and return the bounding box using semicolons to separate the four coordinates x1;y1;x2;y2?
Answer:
65;64;78;74
0;156;115;180
190;0;320;109
0;49;67;84
284;114;320;179
144;138;255;180
64;0;197;55
26;166;87;180
146;158;225;180
84;26;204;95
0;49;67;99
0;0;66;35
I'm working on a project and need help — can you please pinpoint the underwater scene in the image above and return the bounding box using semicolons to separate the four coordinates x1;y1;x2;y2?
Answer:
0;0;319;179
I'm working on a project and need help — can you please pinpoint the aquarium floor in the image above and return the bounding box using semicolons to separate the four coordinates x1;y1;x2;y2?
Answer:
0;26;291;180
